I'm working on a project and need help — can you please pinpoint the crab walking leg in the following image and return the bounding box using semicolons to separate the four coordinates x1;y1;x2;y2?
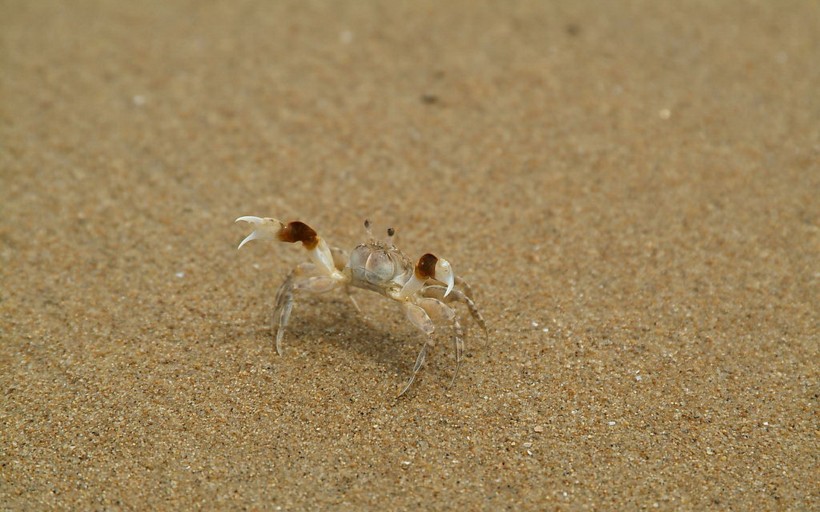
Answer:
454;276;475;300
272;262;315;355
271;262;316;356
423;285;488;340
399;341;430;398
293;276;341;293
272;272;296;356
327;244;368;317
449;313;465;387
399;302;436;397
418;298;463;387
272;269;345;355
344;286;363;313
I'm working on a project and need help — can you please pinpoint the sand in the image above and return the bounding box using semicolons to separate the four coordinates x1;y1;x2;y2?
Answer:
1;0;817;509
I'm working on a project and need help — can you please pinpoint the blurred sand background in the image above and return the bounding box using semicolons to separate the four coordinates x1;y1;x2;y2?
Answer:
1;0;817;509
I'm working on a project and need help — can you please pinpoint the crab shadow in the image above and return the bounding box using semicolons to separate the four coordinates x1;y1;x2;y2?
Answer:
250;296;457;382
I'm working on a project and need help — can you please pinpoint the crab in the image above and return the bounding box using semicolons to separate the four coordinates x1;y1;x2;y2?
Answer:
235;215;487;396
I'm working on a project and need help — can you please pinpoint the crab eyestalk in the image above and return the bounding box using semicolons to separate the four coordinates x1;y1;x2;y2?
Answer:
363;219;374;240
386;227;396;248
400;253;455;298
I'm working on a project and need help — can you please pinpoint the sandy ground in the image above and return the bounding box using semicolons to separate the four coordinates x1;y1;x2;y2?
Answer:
1;1;817;509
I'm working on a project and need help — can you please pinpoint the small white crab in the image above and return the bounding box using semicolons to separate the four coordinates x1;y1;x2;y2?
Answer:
235;216;487;396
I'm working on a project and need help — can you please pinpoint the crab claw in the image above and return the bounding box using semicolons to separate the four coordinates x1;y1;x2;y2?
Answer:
414;253;455;297
436;258;455;297
235;216;284;249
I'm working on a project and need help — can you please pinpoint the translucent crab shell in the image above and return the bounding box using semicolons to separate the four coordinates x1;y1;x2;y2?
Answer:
348;243;412;287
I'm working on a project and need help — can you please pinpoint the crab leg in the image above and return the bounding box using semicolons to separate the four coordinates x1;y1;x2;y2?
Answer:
327;245;365;315
399;342;430;397
454;276;475;300
398;302;436;396
417;297;464;388
449;312;464;387
423;285;487;340
272;271;296;355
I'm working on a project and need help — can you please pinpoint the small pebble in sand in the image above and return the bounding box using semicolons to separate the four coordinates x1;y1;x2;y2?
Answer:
534;425;544;433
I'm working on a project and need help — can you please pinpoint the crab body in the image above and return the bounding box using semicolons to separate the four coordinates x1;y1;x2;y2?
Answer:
348;241;412;295
236;216;486;396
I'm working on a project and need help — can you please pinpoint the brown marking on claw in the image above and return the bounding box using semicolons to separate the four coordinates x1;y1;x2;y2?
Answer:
278;221;319;250
415;253;438;280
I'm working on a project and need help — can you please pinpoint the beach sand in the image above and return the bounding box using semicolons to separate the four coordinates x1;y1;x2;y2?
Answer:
1;1;817;509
